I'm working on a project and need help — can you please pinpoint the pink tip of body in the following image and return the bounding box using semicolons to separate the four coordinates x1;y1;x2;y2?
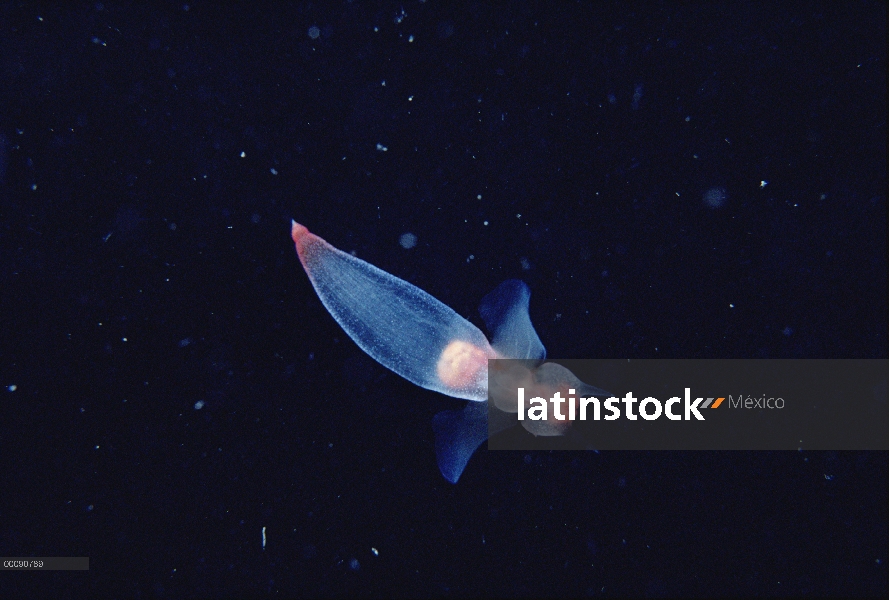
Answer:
291;220;310;244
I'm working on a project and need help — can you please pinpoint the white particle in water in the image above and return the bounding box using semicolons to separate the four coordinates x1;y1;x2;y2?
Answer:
399;233;417;249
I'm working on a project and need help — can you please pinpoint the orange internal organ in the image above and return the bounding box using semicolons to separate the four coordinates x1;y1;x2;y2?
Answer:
436;340;488;390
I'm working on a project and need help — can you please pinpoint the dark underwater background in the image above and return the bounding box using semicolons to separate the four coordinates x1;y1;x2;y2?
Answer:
0;2;885;597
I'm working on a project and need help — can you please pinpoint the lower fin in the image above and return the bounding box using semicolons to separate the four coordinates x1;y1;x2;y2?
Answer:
432;401;516;483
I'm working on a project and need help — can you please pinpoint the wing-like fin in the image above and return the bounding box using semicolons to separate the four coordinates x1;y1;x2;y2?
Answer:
479;280;546;360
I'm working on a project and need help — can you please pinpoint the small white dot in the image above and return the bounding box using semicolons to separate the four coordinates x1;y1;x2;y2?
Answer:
399;233;417;249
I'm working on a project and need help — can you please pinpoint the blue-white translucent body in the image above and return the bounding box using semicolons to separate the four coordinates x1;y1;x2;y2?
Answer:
292;221;563;482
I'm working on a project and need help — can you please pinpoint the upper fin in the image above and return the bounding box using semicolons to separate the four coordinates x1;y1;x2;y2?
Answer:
478;280;546;360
